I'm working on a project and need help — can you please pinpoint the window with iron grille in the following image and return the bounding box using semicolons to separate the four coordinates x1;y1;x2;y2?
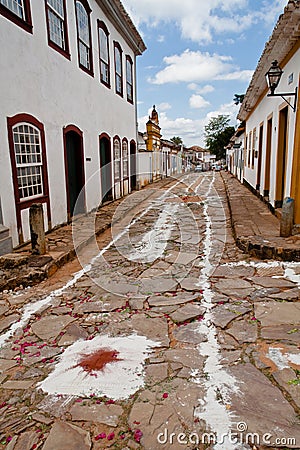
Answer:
12;123;44;200
98;21;110;87
114;138;121;181
75;0;93;75
0;0;32;32
122;140;128;178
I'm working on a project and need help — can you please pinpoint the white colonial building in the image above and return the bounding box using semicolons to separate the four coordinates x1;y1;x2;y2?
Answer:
238;0;300;226
0;0;145;252
226;122;245;182
161;139;182;178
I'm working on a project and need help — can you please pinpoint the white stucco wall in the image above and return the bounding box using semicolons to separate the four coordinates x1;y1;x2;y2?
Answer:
137;153;152;187
0;1;139;246
243;49;299;207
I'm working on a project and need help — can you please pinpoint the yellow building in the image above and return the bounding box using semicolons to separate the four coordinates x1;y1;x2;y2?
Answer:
146;105;162;181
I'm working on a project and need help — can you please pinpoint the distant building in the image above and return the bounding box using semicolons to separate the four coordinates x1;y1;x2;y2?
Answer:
161;139;182;178
237;0;299;229
137;106;161;188
184;146;216;170
137;106;183;186
146;106;162;182
226;122;245;182
0;0;145;253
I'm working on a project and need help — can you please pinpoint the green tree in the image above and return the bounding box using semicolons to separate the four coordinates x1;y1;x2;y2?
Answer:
233;94;245;105
204;115;235;160
170;136;183;146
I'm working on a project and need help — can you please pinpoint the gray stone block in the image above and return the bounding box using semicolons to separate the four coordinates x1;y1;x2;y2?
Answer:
0;225;13;256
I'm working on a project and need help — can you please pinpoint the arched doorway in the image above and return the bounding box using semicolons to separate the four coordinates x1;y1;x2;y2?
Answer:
130;140;137;190
63;125;85;220
99;134;113;202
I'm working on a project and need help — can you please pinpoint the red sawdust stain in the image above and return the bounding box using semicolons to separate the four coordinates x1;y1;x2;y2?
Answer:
181;195;202;203
77;348;122;373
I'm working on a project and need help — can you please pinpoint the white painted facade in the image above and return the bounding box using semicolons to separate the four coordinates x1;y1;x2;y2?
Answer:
137;153;153;188
137;132;184;188
226;127;244;182
238;0;300;224
243;52;298;202
0;0;145;248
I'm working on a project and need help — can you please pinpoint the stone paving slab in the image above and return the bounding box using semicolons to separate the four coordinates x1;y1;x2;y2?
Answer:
248;276;296;289
169;303;205;323
255;301;300;326
272;368;300;409
172;322;208;344
0;314;20;333
211;302;252;329
148;292;198;307
1;173;300;450
229;363;300;448
2;380;34;390
69;403;123;426
261;324;300;343
31;315;75;341
42;421;91;450
0;177;178;292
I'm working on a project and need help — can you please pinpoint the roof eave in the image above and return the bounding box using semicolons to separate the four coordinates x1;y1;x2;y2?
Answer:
238;0;300;121
96;0;146;55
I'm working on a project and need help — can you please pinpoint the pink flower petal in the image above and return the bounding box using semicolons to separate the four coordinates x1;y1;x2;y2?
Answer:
107;432;115;441
95;433;106;440
134;429;143;442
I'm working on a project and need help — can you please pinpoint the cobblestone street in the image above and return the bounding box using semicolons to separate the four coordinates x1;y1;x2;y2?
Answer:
0;172;300;450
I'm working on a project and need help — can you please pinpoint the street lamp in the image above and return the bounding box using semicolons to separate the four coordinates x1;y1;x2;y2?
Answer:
265;60;297;112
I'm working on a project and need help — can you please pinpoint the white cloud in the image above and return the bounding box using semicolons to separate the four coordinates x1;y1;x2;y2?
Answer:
121;0;278;44
148;49;250;85
206;101;239;125
159;112;206;146
157;35;165;43
138;111;206;146
157;102;172;111
188;84;215;95
215;70;254;82
138;102;240;147
257;0;287;26
189;94;210;109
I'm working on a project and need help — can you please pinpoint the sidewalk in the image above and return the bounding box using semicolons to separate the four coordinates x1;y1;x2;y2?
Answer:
0;177;177;293
222;171;300;261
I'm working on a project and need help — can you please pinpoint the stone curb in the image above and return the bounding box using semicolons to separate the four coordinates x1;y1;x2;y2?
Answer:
221;171;300;262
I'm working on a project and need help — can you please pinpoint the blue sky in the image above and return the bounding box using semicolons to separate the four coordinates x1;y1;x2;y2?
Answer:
122;0;288;147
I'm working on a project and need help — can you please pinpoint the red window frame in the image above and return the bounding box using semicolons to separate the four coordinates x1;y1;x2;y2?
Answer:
74;0;94;77
7;113;51;243
45;0;70;59
98;20;110;88
114;41;123;97
0;0;33;33
126;55;134;104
